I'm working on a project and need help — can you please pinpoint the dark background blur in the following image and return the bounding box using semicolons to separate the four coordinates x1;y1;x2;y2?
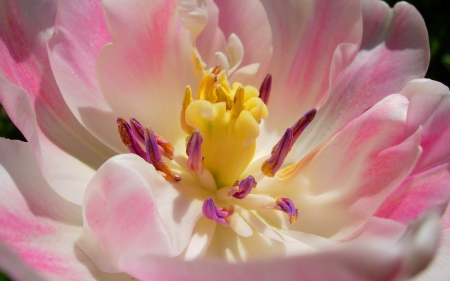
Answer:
0;1;449;280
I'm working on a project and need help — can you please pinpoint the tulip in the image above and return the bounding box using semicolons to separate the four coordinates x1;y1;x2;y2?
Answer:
0;0;449;280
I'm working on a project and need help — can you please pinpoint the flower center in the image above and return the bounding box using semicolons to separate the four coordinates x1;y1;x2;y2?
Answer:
182;69;268;187
116;68;317;228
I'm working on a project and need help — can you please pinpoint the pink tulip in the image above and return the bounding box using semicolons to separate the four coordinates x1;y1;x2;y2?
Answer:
0;0;449;280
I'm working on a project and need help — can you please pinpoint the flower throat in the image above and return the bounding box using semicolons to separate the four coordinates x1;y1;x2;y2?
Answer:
117;67;316;225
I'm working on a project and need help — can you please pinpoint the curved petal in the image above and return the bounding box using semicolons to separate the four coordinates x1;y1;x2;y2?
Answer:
77;154;204;272
119;210;440;281
376;80;450;223
181;217;216;260
97;0;202;145
412;204;450;281
259;0;362;133
0;240;47;281
0;0;115;204
203;208;338;262
0;75;111;205
213;0;272;85
260;95;421;239
301;0;430;154
195;0;226;69
0;138;131;281
375;163;450;225
405;89;450;173
48;0;124;153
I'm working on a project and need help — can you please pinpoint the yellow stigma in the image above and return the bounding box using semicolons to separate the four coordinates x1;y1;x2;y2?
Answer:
183;70;268;187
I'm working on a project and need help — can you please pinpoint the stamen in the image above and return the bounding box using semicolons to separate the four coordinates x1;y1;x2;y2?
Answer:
144;126;181;182
154;134;175;160
211;65;221;75
261;128;293;177
181;86;195;134
202;197;234;227
262;109;317;177
130;118;174;159
231;86;245;117
215;84;233;110
272;197;298;224
289;108;316;146
258;74;272;105
197;73;216;102
129;118;145;142
184;71;267;187
186;130;203;174
228;175;257;199
117;117;146;159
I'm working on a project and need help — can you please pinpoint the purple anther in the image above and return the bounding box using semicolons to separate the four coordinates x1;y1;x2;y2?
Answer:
144;126;164;165
273;197;298;224
259;73;272;105
261;128;293;177
290;108;316;145
130;118;145;143
117;117;146;159
262;108;317;177
228;175;257;199
202;197;234;227
131;118;174;159
144;126;180;182
186;130;203;174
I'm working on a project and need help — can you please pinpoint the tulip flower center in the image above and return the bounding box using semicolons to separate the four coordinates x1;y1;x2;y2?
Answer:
181;69;268;187
117;67;317;229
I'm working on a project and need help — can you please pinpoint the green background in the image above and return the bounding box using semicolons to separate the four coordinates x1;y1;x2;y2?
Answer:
0;0;449;280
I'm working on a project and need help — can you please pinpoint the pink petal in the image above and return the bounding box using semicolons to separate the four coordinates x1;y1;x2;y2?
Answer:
376;80;450;223
412;205;450;281
195;0;227;69
0;138;131;280
0;75;112;205
77;154;204;272
265;94;421;239
119;211;440;281
0;1;115;204
48;0;124;153
97;0;201;144
342;217;405;242
301;0;429;153
259;0;362;132
213;0;272;85
405;91;450;173
375;162;450;228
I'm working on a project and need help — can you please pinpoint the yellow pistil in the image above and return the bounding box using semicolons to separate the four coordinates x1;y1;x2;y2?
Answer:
183;70;268;187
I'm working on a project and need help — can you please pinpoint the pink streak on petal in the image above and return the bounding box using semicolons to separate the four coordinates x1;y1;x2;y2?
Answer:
196;0;226;69
0;139;132;280
0;208;57;243
148;1;177;71
375;83;450;224
215;0;272;84
77;154;202;272
300;1;430;154
47;0;123;154
259;0;362;133
375;163;450;224
276;95;421;239
0;1;115;203
98;0;199;142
